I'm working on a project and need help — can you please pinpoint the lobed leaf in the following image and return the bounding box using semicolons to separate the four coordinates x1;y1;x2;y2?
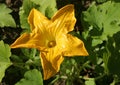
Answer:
85;78;96;85
15;69;43;85
0;4;16;27
0;41;12;82
82;1;120;46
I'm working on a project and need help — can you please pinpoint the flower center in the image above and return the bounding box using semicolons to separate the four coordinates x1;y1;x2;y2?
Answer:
48;41;56;48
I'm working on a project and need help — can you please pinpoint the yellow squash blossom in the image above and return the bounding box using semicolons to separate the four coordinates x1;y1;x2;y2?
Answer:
11;4;89;80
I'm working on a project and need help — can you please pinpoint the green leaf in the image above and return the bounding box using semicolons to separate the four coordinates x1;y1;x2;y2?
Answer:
19;0;57;32
0;4;16;27
103;50;110;73
82;1;120;46
0;41;12;82
21;48;37;59
30;0;57;16
15;69;43;85
36;0;57;18
85;78;96;85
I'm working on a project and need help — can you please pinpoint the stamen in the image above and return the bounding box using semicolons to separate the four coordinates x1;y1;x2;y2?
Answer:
48;41;56;48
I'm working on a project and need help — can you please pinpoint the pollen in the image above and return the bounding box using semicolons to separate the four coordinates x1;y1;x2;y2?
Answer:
48;41;56;48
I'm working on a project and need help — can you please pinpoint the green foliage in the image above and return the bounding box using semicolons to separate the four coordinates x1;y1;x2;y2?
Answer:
15;69;43;85
0;4;16;27
31;0;57;18
1;0;120;85
85;78;96;85
81;1;120;84
82;1;120;46
107;32;120;77
0;41;12;82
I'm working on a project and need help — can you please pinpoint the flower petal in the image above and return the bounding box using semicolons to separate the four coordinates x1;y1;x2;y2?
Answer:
63;34;89;56
10;33;46;50
51;4;76;35
40;48;64;80
28;8;50;32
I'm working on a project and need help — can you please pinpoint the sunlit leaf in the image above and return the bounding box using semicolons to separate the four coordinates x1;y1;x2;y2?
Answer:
0;41;12;82
82;1;120;46
15;69;43;85
85;78;96;85
0;4;16;27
